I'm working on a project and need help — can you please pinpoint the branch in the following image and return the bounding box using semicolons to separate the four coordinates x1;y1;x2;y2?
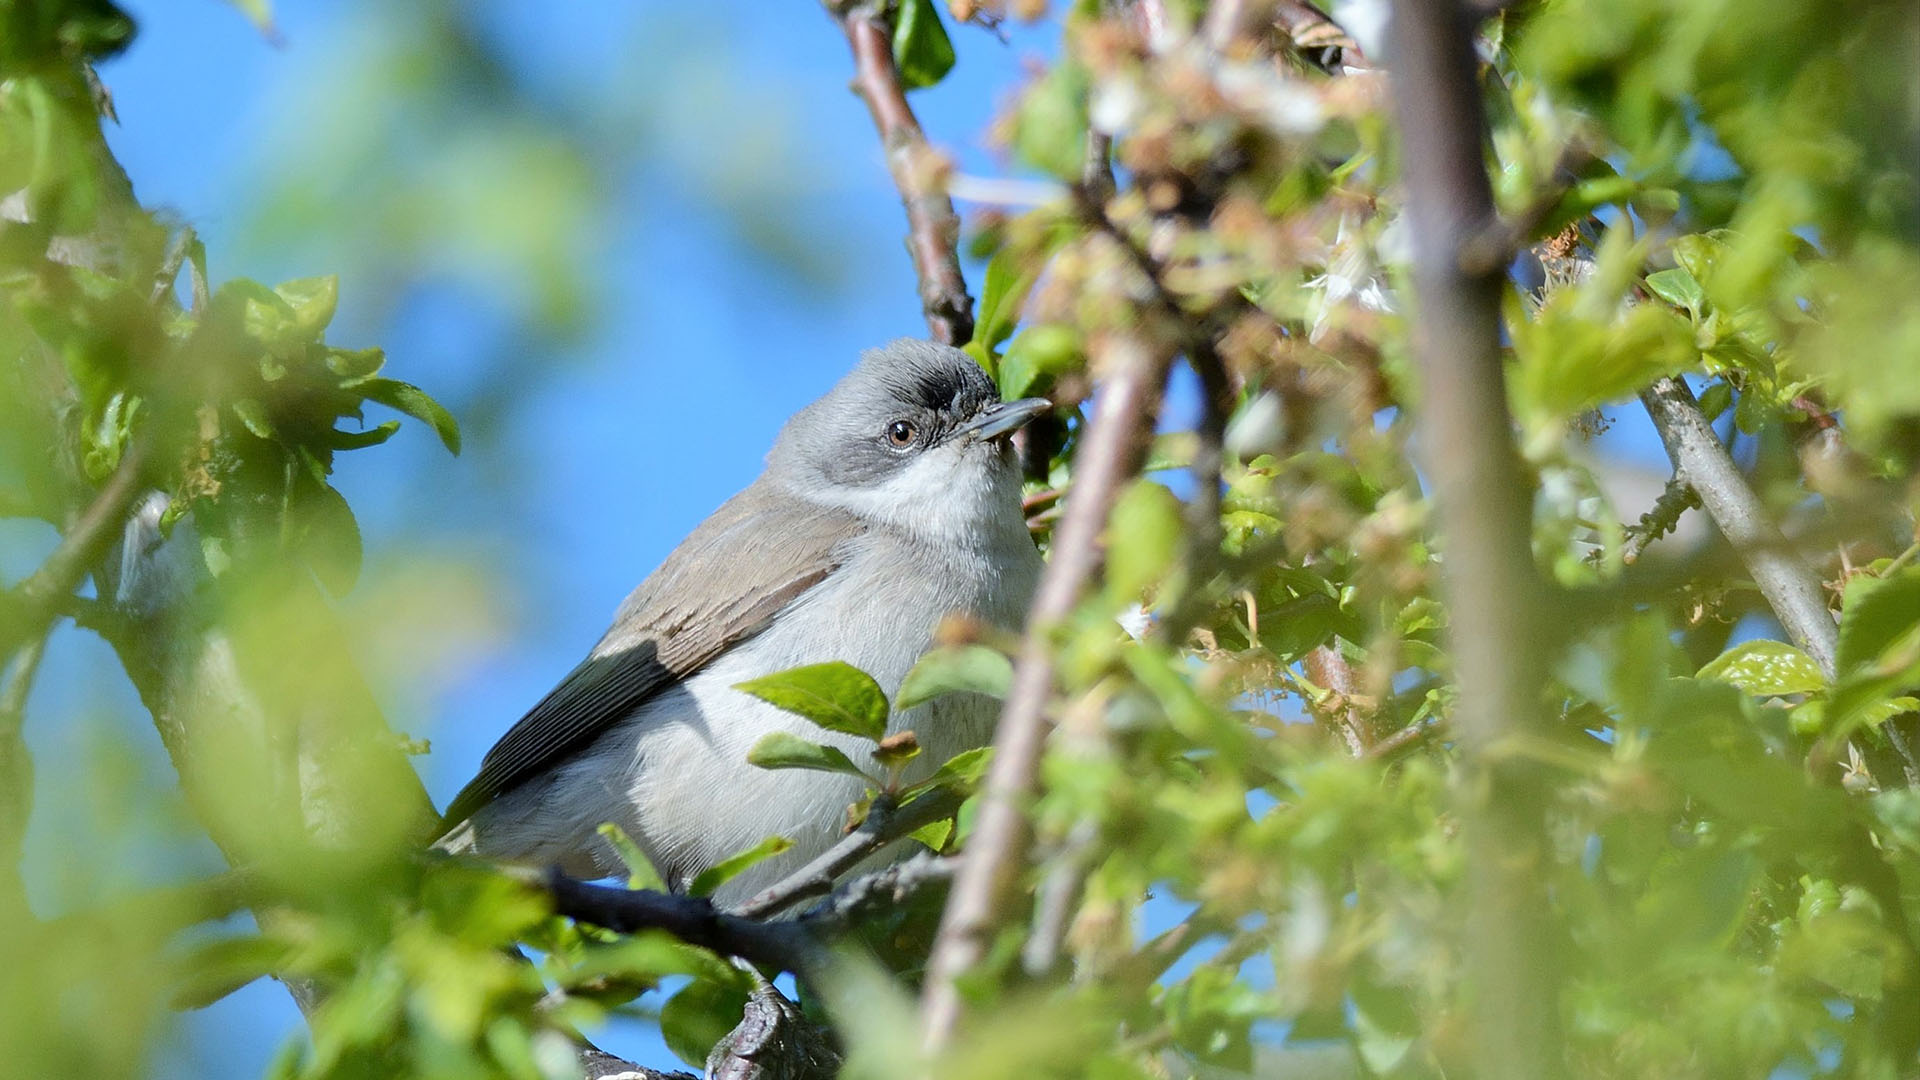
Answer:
732;786;962;919
1;437;148;659
0;635;47;919
1639;376;1839;676
1386;2;1561;1078
919;334;1171;1053
542;853;961;980
1621;471;1701;565
1301;645;1370;756
545;871;826;979
827;3;974;345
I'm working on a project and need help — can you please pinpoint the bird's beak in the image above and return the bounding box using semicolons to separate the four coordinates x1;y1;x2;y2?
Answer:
956;397;1052;444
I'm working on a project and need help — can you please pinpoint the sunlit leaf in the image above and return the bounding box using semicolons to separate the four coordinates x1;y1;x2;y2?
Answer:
736;661;890;741
1697;639;1827;696
688;835;793;898
896;645;1013;712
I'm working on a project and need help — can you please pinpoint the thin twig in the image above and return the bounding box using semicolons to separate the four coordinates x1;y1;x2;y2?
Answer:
919;335;1172;1053
1365;718;1445;760
0;635;47;917
1639;377;1839;676
828;3;974;345
1622;472;1701;564
1;438;148;659
1387;2;1561;1078
731;787;962;919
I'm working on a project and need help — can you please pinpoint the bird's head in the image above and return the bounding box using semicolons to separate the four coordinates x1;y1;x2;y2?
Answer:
767;339;1049;540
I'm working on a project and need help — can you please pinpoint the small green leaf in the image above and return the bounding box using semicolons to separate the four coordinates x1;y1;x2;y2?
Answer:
230;398;276;440
358;377;461;455
1838;569;1920;679
735;661;890;740
891;0;956;90
689;835;793;898
1697;639;1828;696
273;275;338;341
997;324;1083;400
1105;480;1184;604
746;731;874;780
659;978;750;1068
325;346;386;381
971;248;1031;356
325;421;401;451
897;645;1014;712
596;823;666;892
1012;62;1090;180
909;818;954;851
1645;267;1705;314
903;746;994;798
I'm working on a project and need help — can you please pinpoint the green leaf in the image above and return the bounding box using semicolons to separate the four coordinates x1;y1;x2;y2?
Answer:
969;246;1036;359
1697;639;1828;696
1105;480;1184;604
735;661;889;740
293;482;364;597
325;346;386;381
1645;267;1705;315
596;823;666;892
902;746;994;800
273;275;338;341
746;731;874;781
1012;62;1090;180
689;835;793;897
229;398;276;440
325;420;400;451
1838;568;1920;679
891;0;956;90
358;377;461;455
998;324;1083;400
659;978;750;1068
896;645;1014;712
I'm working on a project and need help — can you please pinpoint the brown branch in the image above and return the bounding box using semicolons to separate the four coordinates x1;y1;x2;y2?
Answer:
1301;645;1370;756
1387;2;1561;1078
919;335;1172;1053
1364;717;1445;760
828;4;974;345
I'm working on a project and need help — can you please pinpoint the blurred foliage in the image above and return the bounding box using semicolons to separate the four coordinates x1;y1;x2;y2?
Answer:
4;0;1920;1078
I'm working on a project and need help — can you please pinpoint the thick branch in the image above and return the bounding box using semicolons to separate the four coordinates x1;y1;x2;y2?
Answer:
1387;2;1561;1079
1639;376;1839;675
829;5;974;345
919;335;1171;1052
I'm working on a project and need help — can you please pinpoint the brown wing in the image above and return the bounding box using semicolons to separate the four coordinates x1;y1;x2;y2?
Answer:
439;482;862;829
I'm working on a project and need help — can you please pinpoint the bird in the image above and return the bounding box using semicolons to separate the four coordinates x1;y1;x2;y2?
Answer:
436;340;1048;905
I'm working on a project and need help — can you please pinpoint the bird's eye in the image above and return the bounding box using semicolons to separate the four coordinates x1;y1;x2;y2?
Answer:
885;419;918;448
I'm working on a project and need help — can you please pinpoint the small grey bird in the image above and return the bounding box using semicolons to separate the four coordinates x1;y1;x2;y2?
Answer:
438;340;1047;904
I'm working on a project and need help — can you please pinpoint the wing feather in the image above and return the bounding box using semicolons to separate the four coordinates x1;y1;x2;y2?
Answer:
439;484;860;829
